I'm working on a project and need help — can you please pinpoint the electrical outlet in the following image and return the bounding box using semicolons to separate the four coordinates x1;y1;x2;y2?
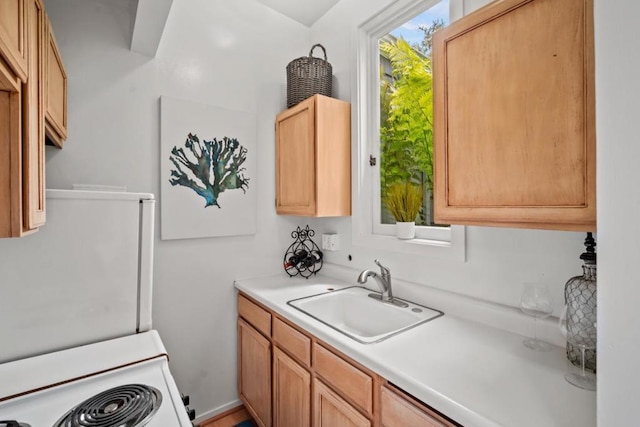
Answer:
322;233;340;251
322;235;330;250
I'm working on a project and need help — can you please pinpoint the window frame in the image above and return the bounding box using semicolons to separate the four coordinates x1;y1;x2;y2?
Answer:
351;0;466;261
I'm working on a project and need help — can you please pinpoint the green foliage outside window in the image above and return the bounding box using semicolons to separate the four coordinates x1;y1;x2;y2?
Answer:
380;38;435;225
379;19;445;227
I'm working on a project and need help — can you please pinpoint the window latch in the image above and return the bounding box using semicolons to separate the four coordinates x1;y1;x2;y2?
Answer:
369;155;377;166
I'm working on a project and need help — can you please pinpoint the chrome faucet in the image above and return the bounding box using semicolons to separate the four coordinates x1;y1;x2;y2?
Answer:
357;260;408;307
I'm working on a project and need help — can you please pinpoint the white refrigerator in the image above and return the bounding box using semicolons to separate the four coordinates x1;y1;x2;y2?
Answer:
0;189;155;363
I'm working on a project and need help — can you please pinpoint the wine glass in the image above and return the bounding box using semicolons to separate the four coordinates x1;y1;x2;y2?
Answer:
565;326;597;390
520;283;554;351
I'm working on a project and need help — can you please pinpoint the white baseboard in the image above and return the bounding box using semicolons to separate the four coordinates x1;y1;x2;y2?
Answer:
193;399;243;425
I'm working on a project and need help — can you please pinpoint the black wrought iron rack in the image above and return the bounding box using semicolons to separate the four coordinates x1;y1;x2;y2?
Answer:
283;225;323;279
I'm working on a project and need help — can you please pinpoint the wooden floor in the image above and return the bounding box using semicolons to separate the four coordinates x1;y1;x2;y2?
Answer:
199;405;252;427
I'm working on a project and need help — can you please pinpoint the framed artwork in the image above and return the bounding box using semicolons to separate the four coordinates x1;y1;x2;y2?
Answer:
160;96;257;240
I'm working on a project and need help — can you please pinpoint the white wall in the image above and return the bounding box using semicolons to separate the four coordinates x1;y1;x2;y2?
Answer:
39;0;631;422
308;0;585;316
594;0;640;424
43;0;309;418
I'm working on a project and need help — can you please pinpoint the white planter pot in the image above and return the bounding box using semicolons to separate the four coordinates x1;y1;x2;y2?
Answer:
396;221;415;240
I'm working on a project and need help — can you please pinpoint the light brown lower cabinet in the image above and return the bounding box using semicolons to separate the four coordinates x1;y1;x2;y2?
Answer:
273;347;310;427
238;318;272;427
314;379;371;427
237;292;461;427
380;385;456;427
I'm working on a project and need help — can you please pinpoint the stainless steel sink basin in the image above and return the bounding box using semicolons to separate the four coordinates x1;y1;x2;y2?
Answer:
287;286;443;344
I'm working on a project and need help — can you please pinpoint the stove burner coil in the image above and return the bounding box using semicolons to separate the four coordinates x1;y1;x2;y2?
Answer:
54;384;162;427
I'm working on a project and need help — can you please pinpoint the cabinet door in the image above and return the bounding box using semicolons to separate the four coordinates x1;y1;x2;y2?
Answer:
433;0;595;231
44;14;66;147
380;386;455;427
0;59;23;237
275;96;316;215
238;318;272;427
0;0;28;81
313;379;370;427
273;347;310;427
22;0;45;230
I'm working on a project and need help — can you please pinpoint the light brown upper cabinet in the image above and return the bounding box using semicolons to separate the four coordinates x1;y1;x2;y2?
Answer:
23;0;46;232
0;59;24;237
0;0;28;82
0;0;46;238
44;14;67;147
433;0;595;231
275;94;351;217
0;0;66;237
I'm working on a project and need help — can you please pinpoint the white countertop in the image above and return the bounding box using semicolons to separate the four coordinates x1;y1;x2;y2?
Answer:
234;271;596;427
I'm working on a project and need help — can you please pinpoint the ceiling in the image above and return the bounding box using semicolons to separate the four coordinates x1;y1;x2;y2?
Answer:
128;0;340;58
254;0;340;27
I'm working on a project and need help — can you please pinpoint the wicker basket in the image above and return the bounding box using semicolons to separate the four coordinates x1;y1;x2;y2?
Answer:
286;44;333;108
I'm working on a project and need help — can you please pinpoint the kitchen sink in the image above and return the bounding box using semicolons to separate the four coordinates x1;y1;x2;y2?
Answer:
287;286;443;344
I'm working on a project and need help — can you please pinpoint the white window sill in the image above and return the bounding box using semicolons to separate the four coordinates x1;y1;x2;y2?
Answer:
373;223;452;241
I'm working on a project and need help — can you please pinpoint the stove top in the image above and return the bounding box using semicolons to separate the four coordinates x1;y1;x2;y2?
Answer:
54;384;162;427
0;332;192;427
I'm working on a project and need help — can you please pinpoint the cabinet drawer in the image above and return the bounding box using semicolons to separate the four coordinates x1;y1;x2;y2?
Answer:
313;343;373;415
238;294;271;337
381;385;457;427
273;317;311;367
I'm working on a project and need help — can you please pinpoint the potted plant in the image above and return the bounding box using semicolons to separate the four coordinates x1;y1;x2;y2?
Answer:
384;182;422;239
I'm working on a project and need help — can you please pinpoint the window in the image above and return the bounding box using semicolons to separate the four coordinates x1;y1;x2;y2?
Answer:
377;4;447;229
352;0;465;260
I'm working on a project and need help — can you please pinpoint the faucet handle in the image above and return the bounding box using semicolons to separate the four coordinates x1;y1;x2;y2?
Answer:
374;259;390;276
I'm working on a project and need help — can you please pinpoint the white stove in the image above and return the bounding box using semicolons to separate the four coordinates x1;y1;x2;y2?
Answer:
0;190;192;427
0;331;193;426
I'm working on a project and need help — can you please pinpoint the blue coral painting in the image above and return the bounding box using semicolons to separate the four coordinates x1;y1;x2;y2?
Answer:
160;96;257;240
169;133;249;208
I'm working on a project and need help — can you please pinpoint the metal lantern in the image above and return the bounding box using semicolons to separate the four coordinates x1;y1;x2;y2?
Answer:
564;233;597;372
